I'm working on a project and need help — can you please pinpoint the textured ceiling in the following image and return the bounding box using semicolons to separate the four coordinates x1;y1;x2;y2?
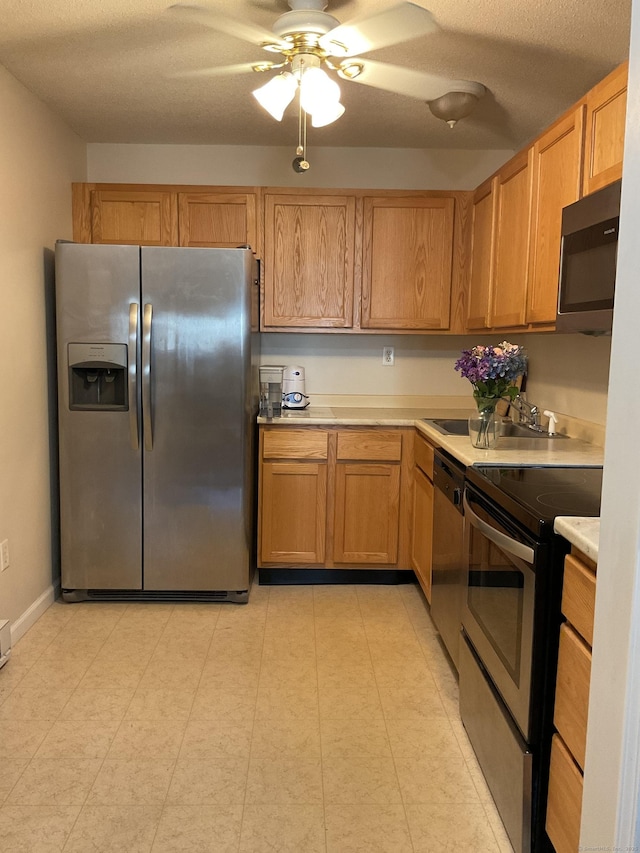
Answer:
0;0;631;150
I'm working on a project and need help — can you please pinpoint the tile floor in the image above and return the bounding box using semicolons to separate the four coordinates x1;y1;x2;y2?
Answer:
0;581;513;852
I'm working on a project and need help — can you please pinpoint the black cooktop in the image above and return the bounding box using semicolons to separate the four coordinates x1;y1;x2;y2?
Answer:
465;465;603;539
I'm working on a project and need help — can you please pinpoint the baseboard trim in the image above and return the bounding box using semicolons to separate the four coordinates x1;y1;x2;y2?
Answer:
11;581;60;644
259;568;416;585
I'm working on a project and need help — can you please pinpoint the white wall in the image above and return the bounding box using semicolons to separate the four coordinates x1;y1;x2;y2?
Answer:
87;143;513;190
0;65;86;632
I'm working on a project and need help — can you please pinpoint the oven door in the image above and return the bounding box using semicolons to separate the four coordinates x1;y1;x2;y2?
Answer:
462;485;537;741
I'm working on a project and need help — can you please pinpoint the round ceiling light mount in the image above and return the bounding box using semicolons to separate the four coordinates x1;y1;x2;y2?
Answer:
427;83;486;128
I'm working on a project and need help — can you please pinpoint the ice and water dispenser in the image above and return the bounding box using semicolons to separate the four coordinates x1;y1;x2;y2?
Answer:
259;365;284;419
68;343;128;411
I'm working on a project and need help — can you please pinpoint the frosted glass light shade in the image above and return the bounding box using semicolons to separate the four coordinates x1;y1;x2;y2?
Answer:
311;100;345;127
299;67;341;116
252;72;297;120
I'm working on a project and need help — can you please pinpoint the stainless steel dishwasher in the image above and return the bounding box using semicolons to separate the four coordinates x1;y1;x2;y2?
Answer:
430;449;466;671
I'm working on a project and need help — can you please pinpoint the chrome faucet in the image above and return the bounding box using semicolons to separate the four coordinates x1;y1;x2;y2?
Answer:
510;394;545;432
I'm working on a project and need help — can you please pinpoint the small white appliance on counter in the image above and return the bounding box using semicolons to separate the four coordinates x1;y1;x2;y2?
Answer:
0;619;11;669
282;365;310;409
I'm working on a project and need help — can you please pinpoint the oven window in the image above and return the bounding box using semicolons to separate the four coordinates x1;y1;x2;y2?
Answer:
467;522;524;683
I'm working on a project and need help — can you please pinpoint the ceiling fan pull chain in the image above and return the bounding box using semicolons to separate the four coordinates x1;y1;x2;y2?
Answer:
293;89;310;172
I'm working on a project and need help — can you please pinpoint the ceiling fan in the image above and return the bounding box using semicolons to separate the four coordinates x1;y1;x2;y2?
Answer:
167;0;486;170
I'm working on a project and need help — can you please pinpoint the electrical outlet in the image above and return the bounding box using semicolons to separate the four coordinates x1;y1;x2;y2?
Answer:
382;346;394;366
1;540;9;571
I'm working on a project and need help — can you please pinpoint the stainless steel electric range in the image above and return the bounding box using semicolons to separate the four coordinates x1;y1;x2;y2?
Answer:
460;465;603;853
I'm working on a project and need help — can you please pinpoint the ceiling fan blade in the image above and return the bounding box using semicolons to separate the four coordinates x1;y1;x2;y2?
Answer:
319;2;438;58
166;3;287;49
169;62;276;79
344;58;485;102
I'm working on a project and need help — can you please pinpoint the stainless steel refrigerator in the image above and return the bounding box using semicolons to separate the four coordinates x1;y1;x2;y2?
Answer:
55;242;259;603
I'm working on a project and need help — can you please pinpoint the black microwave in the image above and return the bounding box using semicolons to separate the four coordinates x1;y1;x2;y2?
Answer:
557;179;621;334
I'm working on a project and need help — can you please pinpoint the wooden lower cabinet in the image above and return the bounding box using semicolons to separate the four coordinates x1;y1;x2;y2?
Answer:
546;547;597;852
410;432;435;601
258;425;412;571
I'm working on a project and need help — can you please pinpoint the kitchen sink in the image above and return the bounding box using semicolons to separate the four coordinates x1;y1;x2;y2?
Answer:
423;417;567;439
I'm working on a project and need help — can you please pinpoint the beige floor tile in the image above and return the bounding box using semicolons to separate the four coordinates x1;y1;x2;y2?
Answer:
255;683;319;719
0;805;80;852
189;686;258;722
0;759;28;803
372;657;434;689
250;716;321;759
0;686;73;721
7;758;103;805
322;754;402;805
124;688;196;721
0;660;31;703
386;716;463;759
106;719;187;760
15;658;90;692
484;805;515;853
59;687;135;722
199;659;262;690
166;758;248;805
396;752;481;805
406;802;502;852
35;719;120;759
78;655;149;690
378;684;447;721
137;660;204;692
87;760;175;805
239;804;326;853
325;804;413;853
316;662;376;692
320;716;392;757
179;719;253;760
245;757;323;804
63;805;162;853
0;719;53;760
318;685;383;720
152;805;242;852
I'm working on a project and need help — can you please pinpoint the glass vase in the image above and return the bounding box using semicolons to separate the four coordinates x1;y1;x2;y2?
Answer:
469;407;499;449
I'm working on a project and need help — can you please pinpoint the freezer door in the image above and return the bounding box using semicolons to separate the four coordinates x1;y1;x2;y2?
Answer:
141;247;254;591
55;242;142;591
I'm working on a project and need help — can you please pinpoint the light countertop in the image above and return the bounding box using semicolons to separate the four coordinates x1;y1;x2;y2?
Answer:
554;517;600;561
258;406;605;469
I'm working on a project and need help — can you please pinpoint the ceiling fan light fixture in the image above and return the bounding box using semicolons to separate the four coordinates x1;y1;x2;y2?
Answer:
252;72;297;121
310;99;345;127
299;66;341;115
427;86;486;128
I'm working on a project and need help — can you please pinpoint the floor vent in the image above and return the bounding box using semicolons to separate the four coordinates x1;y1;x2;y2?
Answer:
0;619;11;669
62;589;249;604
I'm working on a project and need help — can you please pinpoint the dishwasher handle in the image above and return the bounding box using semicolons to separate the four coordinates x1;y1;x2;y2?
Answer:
463;492;535;565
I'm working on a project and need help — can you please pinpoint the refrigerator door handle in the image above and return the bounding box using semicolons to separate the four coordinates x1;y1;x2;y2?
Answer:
142;302;153;451
128;303;139;450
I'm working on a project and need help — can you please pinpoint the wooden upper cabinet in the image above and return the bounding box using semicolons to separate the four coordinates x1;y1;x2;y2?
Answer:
583;61;628;196
361;196;454;330
82;188;178;245
178;191;258;250
466;178;496;330
263;192;355;328
526;107;584;325
490;149;533;329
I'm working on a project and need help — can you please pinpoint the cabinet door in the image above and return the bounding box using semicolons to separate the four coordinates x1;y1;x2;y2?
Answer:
411;466;434;602
527;107;584;325
260;461;327;564
583;61;628;196
90;190;178;245
490;150;533;328
546;734;583;853
263;193;355;328
178;191;258;250
361;196;454;330
333;463;400;564
466;178;496;330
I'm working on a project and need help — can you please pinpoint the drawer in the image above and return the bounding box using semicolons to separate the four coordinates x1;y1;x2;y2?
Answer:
562;552;597;646
414;432;435;479
546;733;583;853
336;430;402;462
262;429;328;460
554;622;592;770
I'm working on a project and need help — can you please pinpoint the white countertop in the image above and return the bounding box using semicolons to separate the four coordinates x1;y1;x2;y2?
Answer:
554;517;600;561
259;406;605;469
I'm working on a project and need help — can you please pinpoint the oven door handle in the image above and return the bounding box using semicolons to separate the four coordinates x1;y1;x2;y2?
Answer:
463;494;535;565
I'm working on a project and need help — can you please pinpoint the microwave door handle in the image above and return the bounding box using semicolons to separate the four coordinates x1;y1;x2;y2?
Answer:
463;494;535;565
